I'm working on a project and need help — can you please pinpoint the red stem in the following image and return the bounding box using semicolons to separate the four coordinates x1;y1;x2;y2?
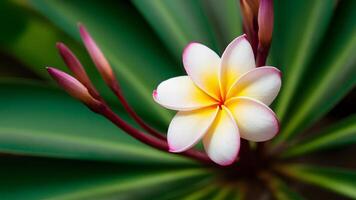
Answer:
256;43;270;67
252;20;259;55
95;103;212;164
110;84;166;140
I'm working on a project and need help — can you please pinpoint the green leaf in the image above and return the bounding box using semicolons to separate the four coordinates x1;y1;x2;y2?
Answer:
151;177;213;200
0;0;66;78
0;52;39;79
259;172;304;200
0;1;28;46
0;80;192;165
54;169;209;200
181;182;244;200
4;12;85;78
0;157;209;200
281;115;356;158
277;164;356;199
272;0;335;120
211;185;235;200
132;0;218;59
199;0;243;50
182;183;220;200
29;0;180;125
273;0;356;143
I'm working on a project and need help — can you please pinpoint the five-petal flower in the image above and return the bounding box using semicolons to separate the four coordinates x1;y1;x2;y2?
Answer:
153;35;281;166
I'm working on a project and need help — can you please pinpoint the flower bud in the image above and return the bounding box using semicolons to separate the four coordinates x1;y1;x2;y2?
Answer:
240;0;260;53
56;42;99;98
78;24;115;86
47;67;100;107
240;0;254;34
258;0;274;48
245;0;260;19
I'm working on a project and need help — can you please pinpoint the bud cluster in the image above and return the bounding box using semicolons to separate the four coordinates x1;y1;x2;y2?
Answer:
240;0;274;66
47;24;210;164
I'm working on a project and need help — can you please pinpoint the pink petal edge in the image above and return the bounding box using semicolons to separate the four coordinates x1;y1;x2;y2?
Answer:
152;89;158;100
226;66;281;98
182;42;201;75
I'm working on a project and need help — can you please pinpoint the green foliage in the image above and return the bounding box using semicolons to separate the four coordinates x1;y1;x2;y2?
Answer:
0;80;191;165
277;164;356;199
273;0;356;143
132;0;218;58
271;0;335;121
282;115;356;158
0;157;210;199
259;172;304;200
0;0;355;199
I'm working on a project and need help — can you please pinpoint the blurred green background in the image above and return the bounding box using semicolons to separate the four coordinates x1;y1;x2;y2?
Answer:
0;0;355;199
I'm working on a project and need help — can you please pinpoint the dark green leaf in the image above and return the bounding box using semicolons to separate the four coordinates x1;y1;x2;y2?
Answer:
210;185;232;200
0;80;191;164
199;0;243;51
273;0;356;143
181;183;220;200
0;1;28;46
282;115;356;158
271;0;335;121
277;164;356;199
0;0;82;80
132;0;219;59
0;157;209;200
259;172;304;200
153;178;214;200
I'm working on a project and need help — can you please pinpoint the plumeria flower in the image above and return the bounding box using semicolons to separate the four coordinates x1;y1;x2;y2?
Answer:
153;35;281;166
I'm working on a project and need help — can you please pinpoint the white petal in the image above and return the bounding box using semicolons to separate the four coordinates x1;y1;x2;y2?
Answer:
183;42;221;99
220;35;255;95
226;97;279;142
203;107;240;166
227;66;281;106
168;107;219;152
154;76;217;111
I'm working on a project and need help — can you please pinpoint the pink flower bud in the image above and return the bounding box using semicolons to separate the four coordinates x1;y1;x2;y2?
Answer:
245;0;260;19
240;0;255;34
47;67;99;107
240;0;260;53
56;42;98;98
78;24;115;86
258;0;274;48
